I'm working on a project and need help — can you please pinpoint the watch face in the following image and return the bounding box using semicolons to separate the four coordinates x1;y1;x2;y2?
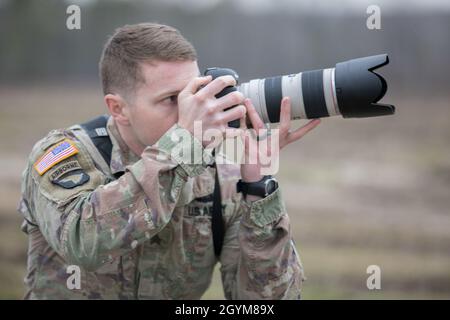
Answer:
265;178;278;195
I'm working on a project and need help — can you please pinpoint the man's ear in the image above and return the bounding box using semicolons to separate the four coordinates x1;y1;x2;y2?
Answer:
104;93;131;126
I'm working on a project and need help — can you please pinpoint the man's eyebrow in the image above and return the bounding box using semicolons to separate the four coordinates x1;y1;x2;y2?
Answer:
154;89;180;100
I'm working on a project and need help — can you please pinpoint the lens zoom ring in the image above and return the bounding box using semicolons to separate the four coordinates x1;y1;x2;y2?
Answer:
301;69;329;118
264;76;283;123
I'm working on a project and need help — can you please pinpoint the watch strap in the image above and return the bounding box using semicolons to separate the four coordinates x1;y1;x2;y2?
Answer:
237;175;277;197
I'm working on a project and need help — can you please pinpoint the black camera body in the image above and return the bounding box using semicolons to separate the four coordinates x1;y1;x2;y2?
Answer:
204;67;242;128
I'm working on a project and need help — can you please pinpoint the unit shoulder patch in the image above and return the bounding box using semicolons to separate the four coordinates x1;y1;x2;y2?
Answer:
47;159;90;189
51;169;90;189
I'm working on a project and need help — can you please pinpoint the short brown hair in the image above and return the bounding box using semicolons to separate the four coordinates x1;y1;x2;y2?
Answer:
99;23;197;97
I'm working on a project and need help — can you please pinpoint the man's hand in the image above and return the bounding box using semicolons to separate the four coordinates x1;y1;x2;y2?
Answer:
240;97;321;195
177;75;246;147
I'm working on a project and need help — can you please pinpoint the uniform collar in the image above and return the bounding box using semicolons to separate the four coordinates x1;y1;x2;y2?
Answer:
106;117;140;175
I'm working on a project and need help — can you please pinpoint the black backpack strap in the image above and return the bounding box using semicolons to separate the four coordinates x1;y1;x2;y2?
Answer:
79;114;115;172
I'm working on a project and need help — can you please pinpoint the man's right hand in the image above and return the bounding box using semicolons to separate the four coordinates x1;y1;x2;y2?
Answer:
177;75;246;147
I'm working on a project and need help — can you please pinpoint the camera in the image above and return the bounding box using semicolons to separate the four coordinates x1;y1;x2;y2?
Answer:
204;54;395;128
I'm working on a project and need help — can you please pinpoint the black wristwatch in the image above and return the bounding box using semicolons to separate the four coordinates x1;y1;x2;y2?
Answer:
236;175;279;198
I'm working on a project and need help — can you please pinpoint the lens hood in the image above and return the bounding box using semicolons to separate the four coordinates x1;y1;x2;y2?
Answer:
335;54;395;118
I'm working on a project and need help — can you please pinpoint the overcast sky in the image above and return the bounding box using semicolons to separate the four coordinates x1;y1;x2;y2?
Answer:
138;0;450;14
52;0;450;14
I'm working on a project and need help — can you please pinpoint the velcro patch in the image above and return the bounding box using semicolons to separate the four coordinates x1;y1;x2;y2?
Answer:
51;170;90;189
48;160;82;182
34;139;79;175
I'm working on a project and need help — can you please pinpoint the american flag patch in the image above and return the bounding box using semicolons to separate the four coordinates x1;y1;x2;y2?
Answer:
34;139;79;175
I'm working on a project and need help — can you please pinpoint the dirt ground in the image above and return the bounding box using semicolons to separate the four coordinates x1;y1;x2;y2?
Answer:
1;85;449;299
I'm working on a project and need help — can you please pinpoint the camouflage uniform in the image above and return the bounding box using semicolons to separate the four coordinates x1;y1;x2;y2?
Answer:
18;116;305;299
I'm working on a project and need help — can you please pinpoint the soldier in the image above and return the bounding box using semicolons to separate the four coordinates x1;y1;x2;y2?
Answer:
18;23;320;299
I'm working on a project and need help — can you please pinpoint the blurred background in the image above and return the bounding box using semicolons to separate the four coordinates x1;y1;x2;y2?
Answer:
1;0;449;299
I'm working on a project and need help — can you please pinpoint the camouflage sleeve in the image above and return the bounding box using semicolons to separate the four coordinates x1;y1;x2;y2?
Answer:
25;123;213;271
220;188;305;299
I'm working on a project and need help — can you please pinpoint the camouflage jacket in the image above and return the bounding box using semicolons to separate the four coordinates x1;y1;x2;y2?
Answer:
17;116;305;299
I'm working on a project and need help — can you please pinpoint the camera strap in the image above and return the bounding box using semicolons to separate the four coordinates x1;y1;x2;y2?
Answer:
211;160;224;259
79;115;224;258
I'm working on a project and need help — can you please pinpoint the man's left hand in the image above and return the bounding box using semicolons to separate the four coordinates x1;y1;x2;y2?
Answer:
240;97;321;186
